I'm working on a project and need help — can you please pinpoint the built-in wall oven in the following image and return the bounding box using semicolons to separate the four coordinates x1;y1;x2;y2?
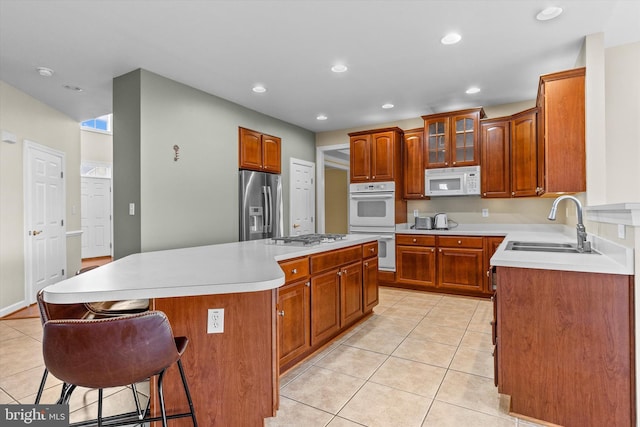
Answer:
349;181;396;271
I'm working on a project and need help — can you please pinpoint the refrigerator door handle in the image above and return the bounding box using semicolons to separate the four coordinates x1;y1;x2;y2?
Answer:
266;186;273;232
262;186;269;232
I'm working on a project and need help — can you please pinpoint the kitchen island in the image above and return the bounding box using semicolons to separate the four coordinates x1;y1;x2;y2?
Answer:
42;234;379;427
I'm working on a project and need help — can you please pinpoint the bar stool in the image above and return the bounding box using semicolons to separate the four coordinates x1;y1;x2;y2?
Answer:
75;265;150;315
34;289;147;408
42;311;198;427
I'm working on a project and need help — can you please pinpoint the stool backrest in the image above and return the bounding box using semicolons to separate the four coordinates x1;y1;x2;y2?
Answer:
36;289;89;325
43;311;181;389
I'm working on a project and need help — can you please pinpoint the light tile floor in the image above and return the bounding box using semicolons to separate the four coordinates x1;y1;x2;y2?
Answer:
0;287;545;426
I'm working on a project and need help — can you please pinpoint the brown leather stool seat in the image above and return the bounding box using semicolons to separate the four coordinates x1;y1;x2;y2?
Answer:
42;311;197;427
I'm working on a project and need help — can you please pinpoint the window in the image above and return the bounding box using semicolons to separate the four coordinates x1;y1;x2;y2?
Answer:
81;114;112;133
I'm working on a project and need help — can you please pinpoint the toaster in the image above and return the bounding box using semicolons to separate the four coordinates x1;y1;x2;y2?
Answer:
414;216;433;230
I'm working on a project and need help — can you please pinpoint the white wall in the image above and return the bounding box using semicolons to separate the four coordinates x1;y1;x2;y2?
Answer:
0;81;81;314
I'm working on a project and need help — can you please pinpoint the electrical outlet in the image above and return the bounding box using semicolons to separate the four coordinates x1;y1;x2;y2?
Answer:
207;308;224;334
413;209;419;217
482;208;489;218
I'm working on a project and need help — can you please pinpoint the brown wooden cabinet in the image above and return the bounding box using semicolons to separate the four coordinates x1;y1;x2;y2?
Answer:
396;235;436;288
402;128;427;199
239;127;281;174
395;234;497;297
277;257;311;366
278;243;379;372
537;67;586;195
348;127;402;183
480;109;538;198
497;267;634;427
362;242;379;312
437;236;484;294
423;108;486;168
483;236;504;293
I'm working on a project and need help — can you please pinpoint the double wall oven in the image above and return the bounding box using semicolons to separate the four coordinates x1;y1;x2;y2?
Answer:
348;182;396;271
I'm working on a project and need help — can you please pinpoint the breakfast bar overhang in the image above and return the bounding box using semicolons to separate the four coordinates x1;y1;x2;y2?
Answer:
42;235;379;427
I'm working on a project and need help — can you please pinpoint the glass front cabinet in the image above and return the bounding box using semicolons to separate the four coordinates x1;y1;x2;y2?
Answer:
423;108;485;168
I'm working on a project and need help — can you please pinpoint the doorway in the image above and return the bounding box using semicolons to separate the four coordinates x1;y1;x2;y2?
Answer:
316;144;349;234
23;140;66;303
289;158;316;235
81;176;112;258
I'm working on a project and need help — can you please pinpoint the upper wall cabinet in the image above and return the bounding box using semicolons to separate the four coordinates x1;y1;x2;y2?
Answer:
536;68;585;195
348;127;403;183
239;127;281;174
423;108;486;168
480;108;538;198
402;128;428;199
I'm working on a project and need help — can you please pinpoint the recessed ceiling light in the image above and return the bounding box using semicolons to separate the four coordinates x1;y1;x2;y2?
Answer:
536;6;563;21
63;84;83;92
331;64;348;73
465;87;481;94
36;67;54;77
316;114;328;121
441;33;462;45
252;85;267;93
382;103;394;109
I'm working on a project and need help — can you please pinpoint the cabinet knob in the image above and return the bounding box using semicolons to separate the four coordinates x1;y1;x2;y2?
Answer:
337;271;342;276
412;238;417;243
483;192;487;196
487;270;491;277
431;248;435;252
370;247;375;252
278;310;285;317
458;240;462;245
372;176;375;179
306;282;310;287
291;268;297;274
511;192;515;196
364;262;368;267
439;249;442;253
452;161;456;165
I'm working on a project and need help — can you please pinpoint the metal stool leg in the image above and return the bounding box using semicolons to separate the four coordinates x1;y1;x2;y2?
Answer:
177;359;198;426
34;369;48;404
157;370;169;427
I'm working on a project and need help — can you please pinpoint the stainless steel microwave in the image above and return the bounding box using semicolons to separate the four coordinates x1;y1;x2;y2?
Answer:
425;165;481;196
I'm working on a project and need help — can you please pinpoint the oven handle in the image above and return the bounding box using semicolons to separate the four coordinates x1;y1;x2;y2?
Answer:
378;235;395;240
350;193;394;199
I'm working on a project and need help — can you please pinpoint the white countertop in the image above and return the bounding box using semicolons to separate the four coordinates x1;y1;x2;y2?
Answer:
396;223;634;275
43;234;379;304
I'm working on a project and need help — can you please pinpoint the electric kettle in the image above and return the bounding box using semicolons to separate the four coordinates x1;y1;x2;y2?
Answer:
434;213;448;230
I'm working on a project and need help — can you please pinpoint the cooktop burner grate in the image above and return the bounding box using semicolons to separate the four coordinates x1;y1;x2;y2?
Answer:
271;233;347;246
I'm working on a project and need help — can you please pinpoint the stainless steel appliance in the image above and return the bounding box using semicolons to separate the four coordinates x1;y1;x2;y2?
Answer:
271;233;347;246
425;165;481;196
414;216;433;230
349;181;396;271
239;170;283;241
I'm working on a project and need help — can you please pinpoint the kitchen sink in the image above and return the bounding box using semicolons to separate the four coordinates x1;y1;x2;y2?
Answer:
505;241;599;254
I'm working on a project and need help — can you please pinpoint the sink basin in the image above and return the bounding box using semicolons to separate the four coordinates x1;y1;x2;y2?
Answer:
505;241;599;254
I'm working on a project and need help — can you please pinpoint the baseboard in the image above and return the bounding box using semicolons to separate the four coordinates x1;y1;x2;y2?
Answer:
0;300;28;318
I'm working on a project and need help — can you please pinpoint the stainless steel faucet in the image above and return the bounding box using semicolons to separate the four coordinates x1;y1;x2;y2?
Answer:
547;195;591;253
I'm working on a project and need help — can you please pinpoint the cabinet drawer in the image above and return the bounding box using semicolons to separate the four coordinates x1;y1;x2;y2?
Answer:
438;236;484;249
311;245;361;274
396;234;436;246
362;242;378;258
279;257;309;283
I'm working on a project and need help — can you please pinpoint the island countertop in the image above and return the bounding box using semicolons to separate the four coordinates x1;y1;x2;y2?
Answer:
43;234;379;304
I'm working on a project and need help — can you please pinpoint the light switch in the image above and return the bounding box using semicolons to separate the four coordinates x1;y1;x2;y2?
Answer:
129;203;135;216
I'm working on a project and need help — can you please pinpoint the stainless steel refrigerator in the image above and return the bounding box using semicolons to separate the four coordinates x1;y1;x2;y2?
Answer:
239;170;283;241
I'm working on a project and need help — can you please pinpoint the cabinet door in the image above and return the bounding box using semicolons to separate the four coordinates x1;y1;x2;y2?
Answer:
278;280;310;366
511;111;538;197
437;247;484;293
480;120;510;198
239;127;263;171
451;112;480;166
310;269;341;345
363;256;379;312
262;134;281;174
484;237;504;294
350;134;371;182
340;261;363;326
396;245;436;288
424;117;449;168
538;68;586;194
403;129;426;199
371;131;395;181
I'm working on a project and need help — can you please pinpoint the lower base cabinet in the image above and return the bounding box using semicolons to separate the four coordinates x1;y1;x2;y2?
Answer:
496;267;634;427
277;243;378;372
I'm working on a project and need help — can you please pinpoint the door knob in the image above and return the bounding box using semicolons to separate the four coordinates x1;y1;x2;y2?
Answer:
293;223;300;228
32;230;43;236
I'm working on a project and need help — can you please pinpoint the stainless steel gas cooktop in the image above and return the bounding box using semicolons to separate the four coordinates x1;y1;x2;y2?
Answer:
271;233;347;246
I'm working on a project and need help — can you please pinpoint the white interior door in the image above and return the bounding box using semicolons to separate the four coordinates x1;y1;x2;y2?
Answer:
24;140;66;303
290;158;315;236
81;177;112;258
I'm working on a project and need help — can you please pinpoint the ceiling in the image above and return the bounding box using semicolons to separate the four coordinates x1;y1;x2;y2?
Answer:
1;0;639;133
